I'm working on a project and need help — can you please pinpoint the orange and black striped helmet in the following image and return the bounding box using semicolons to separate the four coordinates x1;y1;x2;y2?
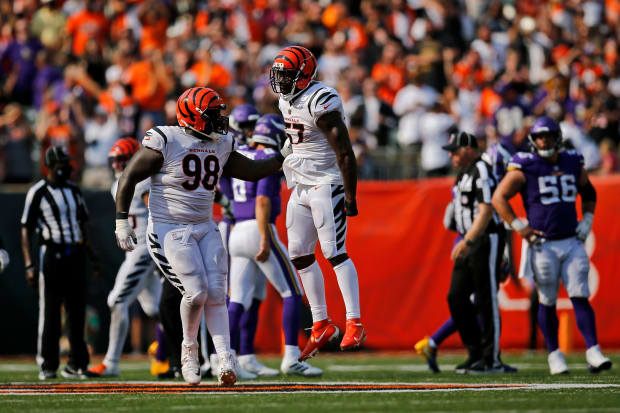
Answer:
176;87;228;139
108;137;140;173
270;46;317;96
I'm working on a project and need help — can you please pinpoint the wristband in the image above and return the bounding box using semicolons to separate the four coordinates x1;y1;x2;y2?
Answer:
511;218;527;232
25;264;34;270
464;238;474;247
116;211;129;219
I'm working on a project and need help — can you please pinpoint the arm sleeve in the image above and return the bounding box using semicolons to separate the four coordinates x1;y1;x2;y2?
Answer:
255;150;281;197
142;127;168;157
20;186;41;230
474;161;495;204
310;88;344;121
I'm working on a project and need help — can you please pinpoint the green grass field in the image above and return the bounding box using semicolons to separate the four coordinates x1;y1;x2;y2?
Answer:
1;351;619;412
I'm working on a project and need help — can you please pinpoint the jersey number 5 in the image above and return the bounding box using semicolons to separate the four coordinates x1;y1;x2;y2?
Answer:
284;122;304;144
182;154;220;191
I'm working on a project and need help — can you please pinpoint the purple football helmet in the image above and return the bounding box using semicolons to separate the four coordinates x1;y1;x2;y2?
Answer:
249;114;286;149
528;116;562;158
229;104;260;143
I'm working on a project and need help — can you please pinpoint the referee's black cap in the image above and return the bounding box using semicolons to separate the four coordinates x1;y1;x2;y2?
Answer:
44;146;71;167
442;131;478;151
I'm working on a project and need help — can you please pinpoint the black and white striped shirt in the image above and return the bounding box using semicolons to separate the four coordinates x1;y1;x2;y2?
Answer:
452;157;501;236
21;179;88;245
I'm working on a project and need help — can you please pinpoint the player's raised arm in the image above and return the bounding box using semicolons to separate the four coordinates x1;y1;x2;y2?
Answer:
317;111;358;216
223;150;284;182
115;147;163;251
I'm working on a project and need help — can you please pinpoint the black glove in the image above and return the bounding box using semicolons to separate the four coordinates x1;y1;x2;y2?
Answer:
344;199;358;217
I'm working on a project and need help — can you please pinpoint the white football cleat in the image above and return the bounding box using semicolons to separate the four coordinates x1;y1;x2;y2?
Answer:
586;345;612;373
217;352;237;386
238;354;279;377
548;349;569;375
281;357;323;377
181;341;201;385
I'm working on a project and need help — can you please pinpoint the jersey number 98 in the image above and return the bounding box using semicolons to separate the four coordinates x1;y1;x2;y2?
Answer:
182;154;220;191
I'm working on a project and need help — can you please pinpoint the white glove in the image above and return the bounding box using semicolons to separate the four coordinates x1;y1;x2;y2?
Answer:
280;139;292;158
0;249;9;273
115;219;137;251
576;212;594;241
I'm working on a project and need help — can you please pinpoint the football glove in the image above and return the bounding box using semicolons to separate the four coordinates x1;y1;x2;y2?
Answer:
576;212;594;241
0;249;9;273
115;219;137;251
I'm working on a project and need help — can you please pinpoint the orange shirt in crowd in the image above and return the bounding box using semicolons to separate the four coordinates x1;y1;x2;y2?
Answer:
140;19;167;52
124;60;166;111
40;125;82;179
371;63;404;105
478;86;501;121
66;10;108;56
189;61;232;91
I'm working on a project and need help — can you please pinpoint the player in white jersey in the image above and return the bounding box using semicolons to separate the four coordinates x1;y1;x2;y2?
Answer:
113;87;290;386
270;46;366;361
89;138;161;377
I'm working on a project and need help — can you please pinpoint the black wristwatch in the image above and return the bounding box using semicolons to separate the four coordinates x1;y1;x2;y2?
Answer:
464;238;474;247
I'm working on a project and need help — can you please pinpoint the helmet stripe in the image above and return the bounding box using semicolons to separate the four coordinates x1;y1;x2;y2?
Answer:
177;99;190;119
283;48;302;65
183;99;195;121
274;54;295;67
198;89;211;108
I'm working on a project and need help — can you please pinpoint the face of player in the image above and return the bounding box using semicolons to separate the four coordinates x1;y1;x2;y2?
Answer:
110;156;129;179
533;133;556;152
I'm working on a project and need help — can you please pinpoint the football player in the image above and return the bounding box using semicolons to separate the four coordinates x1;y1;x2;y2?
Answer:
89;138;161;377
227;114;322;376
270;46;365;361
114;87;290;386
492;116;612;375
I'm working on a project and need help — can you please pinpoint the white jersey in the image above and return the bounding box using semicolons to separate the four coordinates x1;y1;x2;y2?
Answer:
279;80;345;188
142;126;235;224
112;177;150;244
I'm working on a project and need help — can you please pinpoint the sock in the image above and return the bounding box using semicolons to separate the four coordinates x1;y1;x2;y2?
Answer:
104;304;129;366
538;303;559;353
284;344;300;360
205;303;231;355
155;323;167;362
571;297;598;349
227;302;245;355
431;318;457;346
282;296;301;346
297;261;328;322
333;259;361;319
180;293;207;345
239;299;261;356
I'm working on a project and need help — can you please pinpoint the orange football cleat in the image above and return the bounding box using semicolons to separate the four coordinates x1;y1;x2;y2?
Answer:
340;318;366;351
87;362;118;377
299;319;339;361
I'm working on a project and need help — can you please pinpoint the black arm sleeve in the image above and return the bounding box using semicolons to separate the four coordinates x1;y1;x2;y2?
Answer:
578;179;597;203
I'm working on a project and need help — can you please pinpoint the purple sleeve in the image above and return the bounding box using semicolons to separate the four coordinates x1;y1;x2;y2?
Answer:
219;175;233;199
256;174;280;198
507;152;534;171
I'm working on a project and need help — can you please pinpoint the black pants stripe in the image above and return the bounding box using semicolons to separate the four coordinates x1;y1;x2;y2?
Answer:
447;233;505;365
37;244;89;371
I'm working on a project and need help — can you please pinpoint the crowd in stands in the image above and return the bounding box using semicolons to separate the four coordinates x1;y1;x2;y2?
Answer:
0;0;618;185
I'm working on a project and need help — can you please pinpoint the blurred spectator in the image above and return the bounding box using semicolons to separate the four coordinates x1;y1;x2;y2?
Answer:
370;40;404;106
81;105;119;189
65;0;108;57
599;139;619;175
417;102;456;177
360;78;397;148
1;18;42;106
30;0;67;50
0;104;35;183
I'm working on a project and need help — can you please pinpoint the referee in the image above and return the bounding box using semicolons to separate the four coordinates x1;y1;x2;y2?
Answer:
442;132;509;374
21;147;100;380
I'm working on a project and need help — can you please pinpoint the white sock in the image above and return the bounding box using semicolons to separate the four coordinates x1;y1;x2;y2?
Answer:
205;304;231;355
297;261;328;322
180;295;205;344
333;259;361;319
284;345;300;360
104;304;128;366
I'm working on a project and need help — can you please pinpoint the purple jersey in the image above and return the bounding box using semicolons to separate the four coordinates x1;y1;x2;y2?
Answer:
508;150;584;239
231;147;282;223
493;101;530;145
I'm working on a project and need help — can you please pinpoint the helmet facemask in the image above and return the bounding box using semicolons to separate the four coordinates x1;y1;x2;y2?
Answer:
182;104;229;141
528;131;561;158
270;64;302;99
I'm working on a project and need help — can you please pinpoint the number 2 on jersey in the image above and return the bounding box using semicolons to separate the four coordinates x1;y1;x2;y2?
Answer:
284;122;304;144
182;154;220;191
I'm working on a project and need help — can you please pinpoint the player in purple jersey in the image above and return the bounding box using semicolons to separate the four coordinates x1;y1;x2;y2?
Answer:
226;114;322;376
229;104;260;145
493;116;612;375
